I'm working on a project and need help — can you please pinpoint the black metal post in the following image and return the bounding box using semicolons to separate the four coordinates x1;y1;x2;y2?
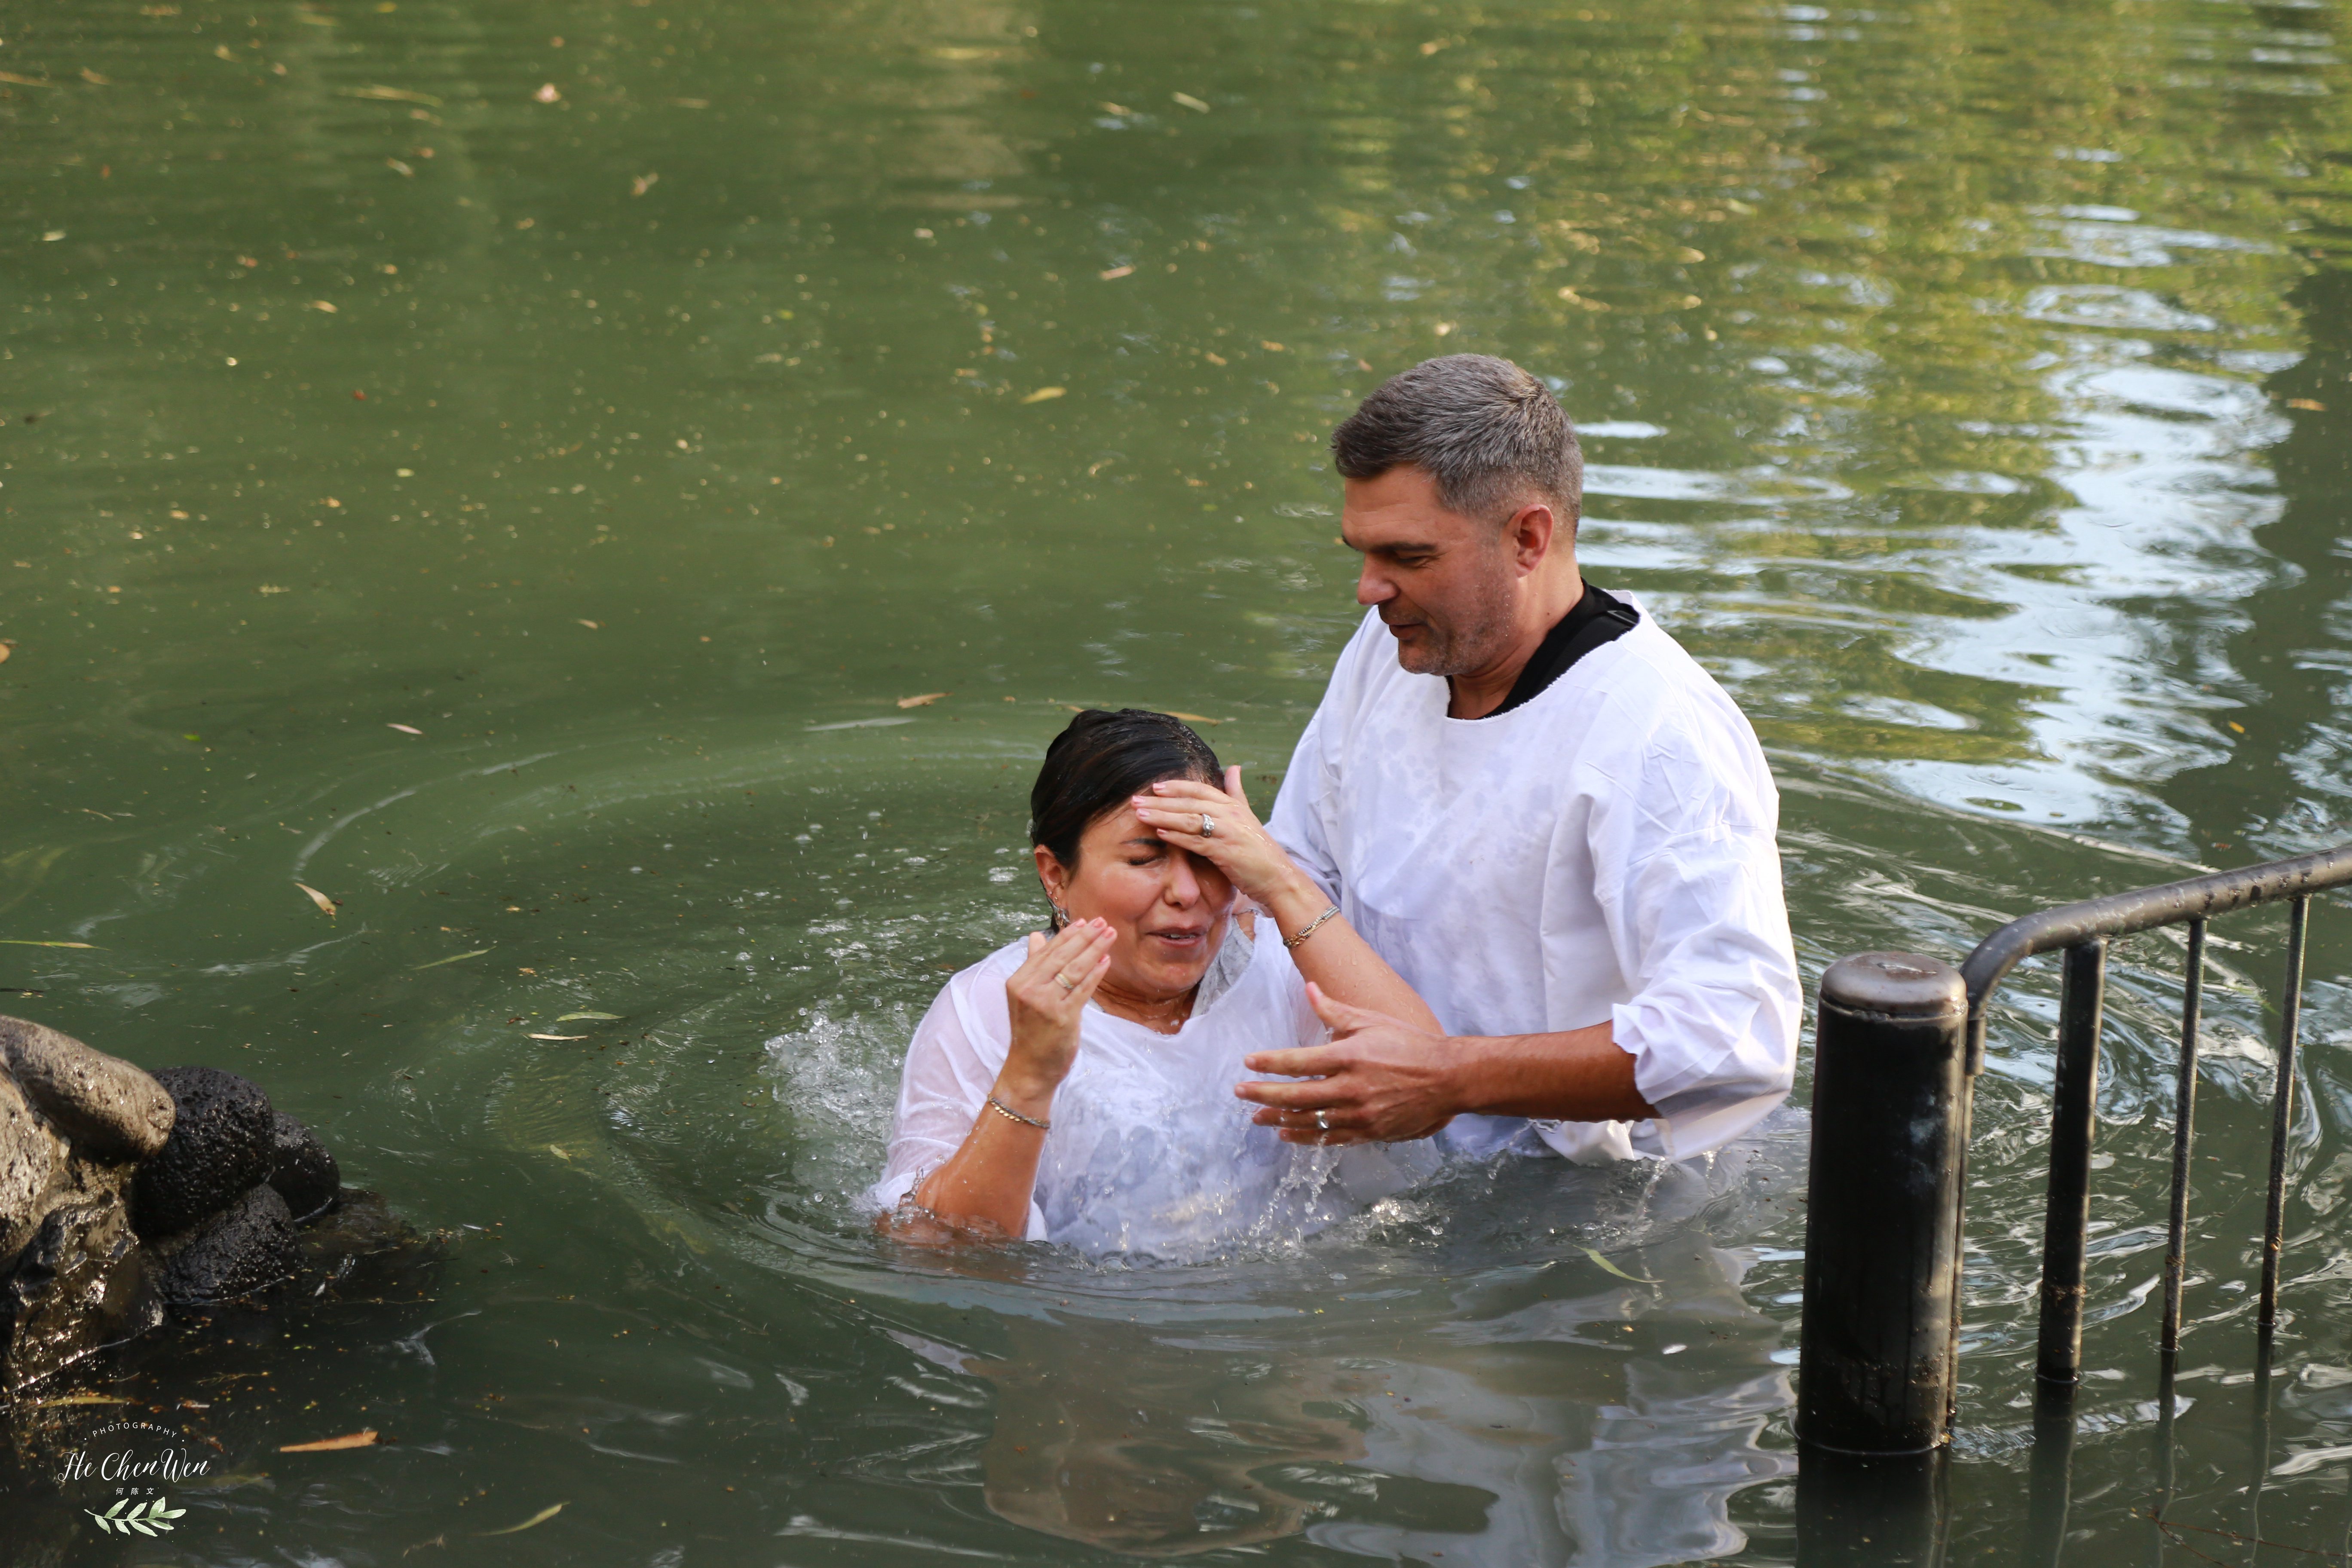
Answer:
2259;895;2309;1332
1798;952;1970;1455
2161;919;2205;1358
2036;938;2106;1386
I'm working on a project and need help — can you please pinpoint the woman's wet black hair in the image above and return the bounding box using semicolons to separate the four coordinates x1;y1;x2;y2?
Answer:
1030;709;1224;877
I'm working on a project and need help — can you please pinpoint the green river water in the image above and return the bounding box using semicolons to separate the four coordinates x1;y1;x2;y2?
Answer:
1;0;2349;1561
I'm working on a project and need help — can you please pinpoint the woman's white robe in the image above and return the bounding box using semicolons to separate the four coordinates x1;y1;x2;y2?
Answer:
1263;597;1801;1164
867;917;1440;1254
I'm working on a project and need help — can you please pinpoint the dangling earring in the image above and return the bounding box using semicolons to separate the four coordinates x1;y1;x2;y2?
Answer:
1049;901;1070;931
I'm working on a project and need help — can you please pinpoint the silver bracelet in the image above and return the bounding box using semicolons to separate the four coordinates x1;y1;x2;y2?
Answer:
986;1094;1050;1132
1283;905;1342;950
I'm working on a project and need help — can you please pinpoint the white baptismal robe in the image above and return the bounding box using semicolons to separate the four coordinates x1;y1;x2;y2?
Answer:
1265;597;1800;1164
867;917;1441;1253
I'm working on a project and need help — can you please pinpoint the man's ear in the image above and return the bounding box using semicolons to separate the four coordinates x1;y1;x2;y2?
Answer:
1505;501;1557;573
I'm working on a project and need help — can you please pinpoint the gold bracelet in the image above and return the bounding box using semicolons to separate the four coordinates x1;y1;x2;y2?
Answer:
1283;905;1341;950
986;1094;1050;1132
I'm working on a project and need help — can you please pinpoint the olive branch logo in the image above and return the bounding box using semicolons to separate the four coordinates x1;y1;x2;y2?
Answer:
87;1497;186;1535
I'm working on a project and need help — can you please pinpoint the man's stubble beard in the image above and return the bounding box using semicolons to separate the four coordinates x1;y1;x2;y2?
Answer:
1392;548;1520;679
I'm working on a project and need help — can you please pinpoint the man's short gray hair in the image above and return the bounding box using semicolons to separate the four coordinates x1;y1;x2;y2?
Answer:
1330;355;1582;526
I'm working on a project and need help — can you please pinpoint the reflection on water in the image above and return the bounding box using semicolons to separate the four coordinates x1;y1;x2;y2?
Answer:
871;1135;1804;1561
0;0;2346;1558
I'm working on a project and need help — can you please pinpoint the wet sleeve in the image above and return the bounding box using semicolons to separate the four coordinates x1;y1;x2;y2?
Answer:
864;973;1049;1241
1266;705;1342;904
1589;717;1802;1162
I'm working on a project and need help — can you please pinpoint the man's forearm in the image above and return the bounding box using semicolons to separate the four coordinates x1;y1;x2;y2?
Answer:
1450;1023;1659;1122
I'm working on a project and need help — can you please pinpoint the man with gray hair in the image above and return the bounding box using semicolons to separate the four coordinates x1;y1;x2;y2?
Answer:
1235;354;1800;1163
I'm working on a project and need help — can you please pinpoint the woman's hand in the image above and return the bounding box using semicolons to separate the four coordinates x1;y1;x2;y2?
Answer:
1132;768;1323;928
997;919;1114;1114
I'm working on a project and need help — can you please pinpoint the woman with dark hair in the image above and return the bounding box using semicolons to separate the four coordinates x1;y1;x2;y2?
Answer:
867;709;1442;1254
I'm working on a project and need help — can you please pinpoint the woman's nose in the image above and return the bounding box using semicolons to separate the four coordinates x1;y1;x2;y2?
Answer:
1165;852;1204;905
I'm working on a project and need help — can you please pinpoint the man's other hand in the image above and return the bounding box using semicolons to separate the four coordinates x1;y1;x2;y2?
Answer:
1234;983;1459;1145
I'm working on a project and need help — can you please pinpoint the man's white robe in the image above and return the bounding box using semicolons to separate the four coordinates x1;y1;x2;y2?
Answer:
1265;597;1801;1163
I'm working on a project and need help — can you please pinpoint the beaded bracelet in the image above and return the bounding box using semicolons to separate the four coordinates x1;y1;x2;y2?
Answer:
986;1094;1050;1131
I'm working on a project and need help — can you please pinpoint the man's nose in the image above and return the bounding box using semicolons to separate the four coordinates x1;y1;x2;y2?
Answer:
1356;560;1396;607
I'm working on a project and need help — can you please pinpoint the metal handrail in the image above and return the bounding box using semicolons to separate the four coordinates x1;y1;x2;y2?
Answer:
1959;843;2352;1066
1796;843;2352;1467
1959;843;2352;1387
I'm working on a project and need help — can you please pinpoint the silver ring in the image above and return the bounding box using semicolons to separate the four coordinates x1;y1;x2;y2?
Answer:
1200;813;1215;837
1314;1109;1330;1130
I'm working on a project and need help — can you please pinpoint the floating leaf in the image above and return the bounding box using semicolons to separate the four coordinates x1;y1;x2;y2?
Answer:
0;939;96;949
1019;386;1066;404
577;619;601;630
340;84;441;105
412;947;490;971
0;72;56;87
480;1501;566;1537
555;1011;621;1022
1171;91;1210;112
387;722;422;735
294;882;339;919
310;300;339;313
1097;265;1133;281
1582;1246;1657;1284
279;1429;377;1452
80;68;114;86
0;644;10;664
629;173;658;197
527;1033;588;1041
896;692;948;709
533;82;560;103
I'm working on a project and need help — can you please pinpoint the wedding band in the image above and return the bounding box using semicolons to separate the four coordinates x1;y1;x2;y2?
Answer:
1314;1109;1330;1130
1199;813;1215;837
1056;975;1077;992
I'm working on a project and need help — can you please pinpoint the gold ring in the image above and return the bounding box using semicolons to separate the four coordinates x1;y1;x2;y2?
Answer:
1056;975;1077;992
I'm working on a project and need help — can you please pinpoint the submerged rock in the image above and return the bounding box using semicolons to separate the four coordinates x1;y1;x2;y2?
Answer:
131;1066;274;1240
0;1015;371;1392
1;1178;162;1387
267;1110;340;1222
151;1184;300;1305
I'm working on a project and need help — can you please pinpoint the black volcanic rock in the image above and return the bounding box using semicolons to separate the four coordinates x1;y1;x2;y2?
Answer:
152;1183;299;1305
266;1110;340;1222
131;1068;273;1240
